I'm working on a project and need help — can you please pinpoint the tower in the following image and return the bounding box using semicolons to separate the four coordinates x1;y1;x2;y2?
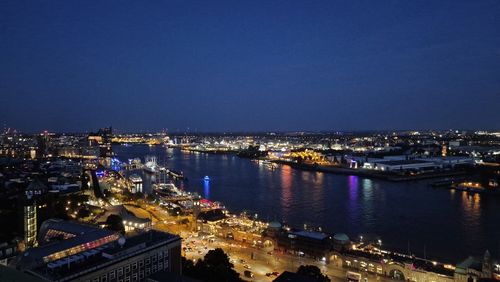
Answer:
98;126;113;159
22;196;37;248
193;198;201;232
441;142;448;157
482;250;493;278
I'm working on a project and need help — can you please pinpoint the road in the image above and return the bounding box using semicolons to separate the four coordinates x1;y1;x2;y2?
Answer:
124;203;394;282
179;232;395;282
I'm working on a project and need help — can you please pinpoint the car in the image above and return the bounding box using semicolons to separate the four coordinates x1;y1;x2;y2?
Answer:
266;273;272;277
244;264;251;269
244;270;254;278
239;259;246;263
272;271;279;276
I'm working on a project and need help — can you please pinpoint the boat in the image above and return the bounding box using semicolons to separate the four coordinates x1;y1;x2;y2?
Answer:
155;183;179;193
454;183;485;193
143;156;158;174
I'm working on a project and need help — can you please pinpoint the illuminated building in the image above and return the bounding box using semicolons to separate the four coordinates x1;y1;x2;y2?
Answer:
16;219;181;281
129;174;143;194
88;127;113;159
19;194;38;249
442;143;448;157
275;230;333;259
455;251;494;282
96;205;151;232
363;159;439;172
36;131;53;158
23;203;37;248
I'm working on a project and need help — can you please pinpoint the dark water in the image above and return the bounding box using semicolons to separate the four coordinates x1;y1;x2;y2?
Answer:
113;145;500;263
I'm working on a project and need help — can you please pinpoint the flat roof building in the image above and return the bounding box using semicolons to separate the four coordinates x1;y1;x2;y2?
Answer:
363;159;439;171
15;219;181;282
275;229;333;259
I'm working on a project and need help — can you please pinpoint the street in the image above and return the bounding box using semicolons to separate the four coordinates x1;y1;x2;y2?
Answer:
124;202;395;282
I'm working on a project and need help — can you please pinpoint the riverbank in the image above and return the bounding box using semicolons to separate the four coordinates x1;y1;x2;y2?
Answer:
182;148;239;155
112;145;500;262
271;160;468;182
177;148;470;182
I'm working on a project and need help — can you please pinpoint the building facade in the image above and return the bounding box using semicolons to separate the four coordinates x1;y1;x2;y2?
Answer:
16;220;181;282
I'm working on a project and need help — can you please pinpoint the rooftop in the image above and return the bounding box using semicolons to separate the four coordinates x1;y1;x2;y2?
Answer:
376;160;433;166
96;205;151;225
0;265;45;282
27;230;180;281
290;230;329;241
38;219;115;245
17;220;119;269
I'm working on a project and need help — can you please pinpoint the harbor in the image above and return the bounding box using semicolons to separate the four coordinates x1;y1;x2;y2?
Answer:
99;144;500;281
113;144;500;263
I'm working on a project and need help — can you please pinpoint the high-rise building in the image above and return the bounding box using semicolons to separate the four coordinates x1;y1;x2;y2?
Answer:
442;142;448;157
18;193;38;249
23;203;37;248
36;130;53;158
98;127;113;158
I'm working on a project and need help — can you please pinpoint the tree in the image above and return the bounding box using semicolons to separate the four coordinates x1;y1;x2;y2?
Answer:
296;265;330;282
105;214;125;234
77;207;91;218
182;248;242;282
182;257;197;277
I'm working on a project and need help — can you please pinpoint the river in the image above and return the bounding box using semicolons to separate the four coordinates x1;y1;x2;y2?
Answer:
113;144;500;263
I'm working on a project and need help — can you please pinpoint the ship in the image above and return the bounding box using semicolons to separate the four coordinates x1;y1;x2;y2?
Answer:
143;155;158;174
167;168;187;180
452;181;500;195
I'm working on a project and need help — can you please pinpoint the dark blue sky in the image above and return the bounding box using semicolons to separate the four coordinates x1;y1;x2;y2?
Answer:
1;1;499;133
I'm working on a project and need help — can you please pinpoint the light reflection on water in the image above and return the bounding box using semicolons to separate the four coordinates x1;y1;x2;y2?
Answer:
348;175;359;225
280;165;293;217
114;145;500;261
204;179;210;199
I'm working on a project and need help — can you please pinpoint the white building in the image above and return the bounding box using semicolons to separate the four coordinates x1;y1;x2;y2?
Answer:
129;174;143;193
363;159;439;171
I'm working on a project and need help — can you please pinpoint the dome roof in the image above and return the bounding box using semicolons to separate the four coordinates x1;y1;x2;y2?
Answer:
333;233;350;242
268;221;282;229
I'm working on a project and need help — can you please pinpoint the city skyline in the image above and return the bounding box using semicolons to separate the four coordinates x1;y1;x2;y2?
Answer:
1;0;500;132
2;2;500;281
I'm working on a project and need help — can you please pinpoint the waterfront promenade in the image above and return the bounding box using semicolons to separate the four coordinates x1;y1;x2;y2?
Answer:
113;145;500;261
123;201;448;282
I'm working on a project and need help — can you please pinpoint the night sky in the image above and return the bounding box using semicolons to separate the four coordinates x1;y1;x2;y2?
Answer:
1;1;499;133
